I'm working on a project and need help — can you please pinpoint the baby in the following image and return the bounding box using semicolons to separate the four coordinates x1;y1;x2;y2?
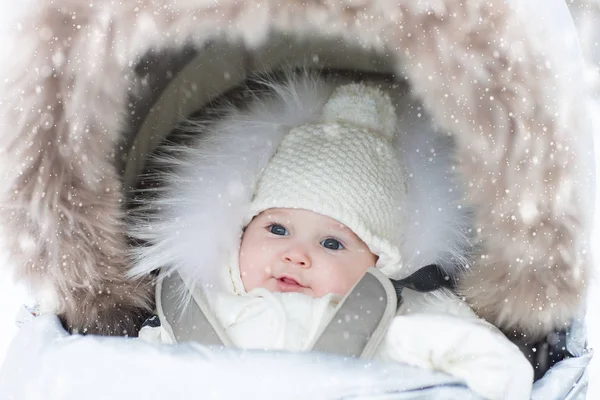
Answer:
210;207;375;352
133;75;533;400
239;208;376;298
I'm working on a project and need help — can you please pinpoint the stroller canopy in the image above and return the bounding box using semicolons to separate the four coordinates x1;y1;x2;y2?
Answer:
0;0;595;398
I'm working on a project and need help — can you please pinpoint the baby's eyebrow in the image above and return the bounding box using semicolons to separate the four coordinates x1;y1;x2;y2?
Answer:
264;214;289;224
326;223;359;240
329;222;351;232
263;213;281;221
263;209;288;219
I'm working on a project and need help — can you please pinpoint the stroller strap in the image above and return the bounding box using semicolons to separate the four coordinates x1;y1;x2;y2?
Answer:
156;266;448;357
157;272;232;346
309;268;397;358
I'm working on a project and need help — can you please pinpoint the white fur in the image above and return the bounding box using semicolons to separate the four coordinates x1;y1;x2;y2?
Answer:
393;96;473;274
128;72;473;294
128;72;336;291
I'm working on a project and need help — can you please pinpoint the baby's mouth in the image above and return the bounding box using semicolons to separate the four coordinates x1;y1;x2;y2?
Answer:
276;276;306;292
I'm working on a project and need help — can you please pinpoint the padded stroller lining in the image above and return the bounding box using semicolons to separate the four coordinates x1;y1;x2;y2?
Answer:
123;35;398;192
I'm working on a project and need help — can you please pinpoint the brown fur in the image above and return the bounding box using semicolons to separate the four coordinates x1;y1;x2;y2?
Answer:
0;0;591;339
0;2;153;335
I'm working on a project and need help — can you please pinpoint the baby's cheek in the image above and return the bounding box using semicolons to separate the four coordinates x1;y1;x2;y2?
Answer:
239;262;256;289
321;277;354;297
239;260;271;291
335;269;367;296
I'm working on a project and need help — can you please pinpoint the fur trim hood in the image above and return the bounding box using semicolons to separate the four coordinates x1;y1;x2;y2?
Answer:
0;0;595;339
127;72;473;296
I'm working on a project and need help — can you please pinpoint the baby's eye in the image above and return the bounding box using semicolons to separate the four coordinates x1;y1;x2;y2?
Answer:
320;238;344;250
268;224;288;236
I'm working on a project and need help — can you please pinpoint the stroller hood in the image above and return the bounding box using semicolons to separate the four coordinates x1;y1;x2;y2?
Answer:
0;0;595;343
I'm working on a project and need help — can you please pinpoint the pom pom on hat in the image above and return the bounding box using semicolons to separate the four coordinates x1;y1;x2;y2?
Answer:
322;83;397;140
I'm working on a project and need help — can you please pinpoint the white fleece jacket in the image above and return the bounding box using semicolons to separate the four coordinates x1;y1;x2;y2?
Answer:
140;287;533;400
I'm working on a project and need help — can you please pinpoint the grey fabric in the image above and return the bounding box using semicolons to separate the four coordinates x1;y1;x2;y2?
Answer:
158;268;397;358
158;272;230;346
123;37;395;193
118;46;199;178
311;268;397;359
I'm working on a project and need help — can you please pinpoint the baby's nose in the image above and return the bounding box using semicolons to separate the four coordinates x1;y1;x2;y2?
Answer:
283;246;311;268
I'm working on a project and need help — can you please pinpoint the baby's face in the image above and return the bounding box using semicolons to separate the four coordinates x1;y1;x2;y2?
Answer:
239;208;377;297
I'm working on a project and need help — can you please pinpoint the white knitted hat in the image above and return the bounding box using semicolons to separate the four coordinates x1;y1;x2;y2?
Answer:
246;83;408;280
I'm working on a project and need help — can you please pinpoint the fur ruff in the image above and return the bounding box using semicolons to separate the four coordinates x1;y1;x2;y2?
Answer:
0;0;593;339
127;72;473;299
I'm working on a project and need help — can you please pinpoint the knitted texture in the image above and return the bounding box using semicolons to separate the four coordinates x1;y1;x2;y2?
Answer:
249;84;407;279
322;84;397;139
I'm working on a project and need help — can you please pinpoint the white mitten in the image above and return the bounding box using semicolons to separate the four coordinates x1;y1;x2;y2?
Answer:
376;313;533;400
